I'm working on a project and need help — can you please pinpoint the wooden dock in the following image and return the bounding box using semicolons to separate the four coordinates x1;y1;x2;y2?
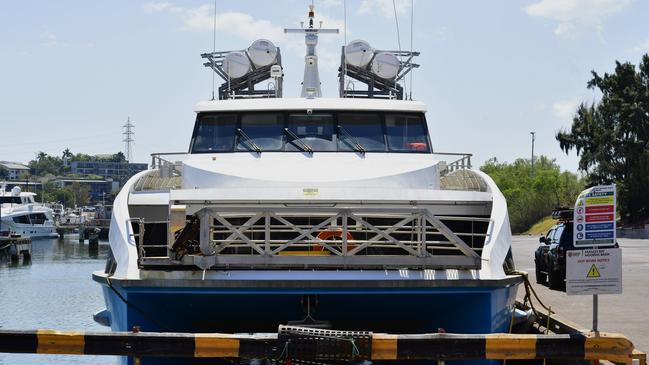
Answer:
56;219;110;244
0;236;32;264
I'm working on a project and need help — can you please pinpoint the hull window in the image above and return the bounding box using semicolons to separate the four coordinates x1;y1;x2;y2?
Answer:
12;215;31;224
0;197;22;204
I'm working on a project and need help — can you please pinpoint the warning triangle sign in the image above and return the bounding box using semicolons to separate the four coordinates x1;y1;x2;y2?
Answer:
587;264;601;278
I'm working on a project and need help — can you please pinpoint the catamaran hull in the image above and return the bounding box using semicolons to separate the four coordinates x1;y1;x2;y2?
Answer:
95;275;520;365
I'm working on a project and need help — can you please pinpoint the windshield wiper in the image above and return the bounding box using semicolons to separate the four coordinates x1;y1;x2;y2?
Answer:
237;128;262;154
337;125;366;155
284;128;313;154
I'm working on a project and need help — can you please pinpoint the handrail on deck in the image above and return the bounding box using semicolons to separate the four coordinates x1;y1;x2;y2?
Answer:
150;152;188;178
433;152;472;173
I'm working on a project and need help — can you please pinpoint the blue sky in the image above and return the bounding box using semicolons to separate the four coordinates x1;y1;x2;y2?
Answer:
1;0;648;172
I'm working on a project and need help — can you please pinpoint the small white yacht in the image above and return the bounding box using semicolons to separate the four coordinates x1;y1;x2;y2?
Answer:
0;183;57;238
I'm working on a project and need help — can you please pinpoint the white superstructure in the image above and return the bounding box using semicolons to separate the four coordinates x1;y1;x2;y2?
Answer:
102;96;514;283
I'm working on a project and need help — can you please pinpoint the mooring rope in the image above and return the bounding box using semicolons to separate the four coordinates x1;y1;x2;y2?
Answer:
507;270;555;318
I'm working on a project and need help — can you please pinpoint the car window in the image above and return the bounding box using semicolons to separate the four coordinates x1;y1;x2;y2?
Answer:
559;224;573;247
545;229;554;243
551;226;564;244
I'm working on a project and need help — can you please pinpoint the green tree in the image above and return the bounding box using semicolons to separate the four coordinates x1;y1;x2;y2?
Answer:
70;182;90;207
111;152;126;162
28;152;65;176
481;156;584;233
556;55;649;223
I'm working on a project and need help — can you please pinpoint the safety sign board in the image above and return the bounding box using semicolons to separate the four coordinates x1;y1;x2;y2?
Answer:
566;248;622;295
573;185;616;247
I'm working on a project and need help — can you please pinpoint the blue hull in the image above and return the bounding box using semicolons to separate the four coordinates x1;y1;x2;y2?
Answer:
98;279;519;365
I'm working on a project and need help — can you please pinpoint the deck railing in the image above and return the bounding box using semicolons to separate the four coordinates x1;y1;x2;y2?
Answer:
150;152;188;177
432;152;472;174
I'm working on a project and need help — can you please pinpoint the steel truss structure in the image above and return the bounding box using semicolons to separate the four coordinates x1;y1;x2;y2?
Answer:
338;48;419;100
134;206;490;270
201;49;283;100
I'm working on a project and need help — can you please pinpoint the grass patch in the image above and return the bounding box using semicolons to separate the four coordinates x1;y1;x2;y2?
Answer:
524;216;557;235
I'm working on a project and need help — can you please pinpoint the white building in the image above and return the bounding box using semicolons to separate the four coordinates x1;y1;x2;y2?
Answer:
0;161;30;180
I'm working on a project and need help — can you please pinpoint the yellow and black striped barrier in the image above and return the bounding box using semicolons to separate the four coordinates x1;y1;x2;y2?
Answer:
0;327;642;364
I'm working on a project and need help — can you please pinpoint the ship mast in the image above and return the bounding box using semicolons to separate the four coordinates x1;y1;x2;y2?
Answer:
285;4;338;98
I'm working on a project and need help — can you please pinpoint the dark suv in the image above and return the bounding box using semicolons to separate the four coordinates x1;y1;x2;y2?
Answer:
534;208;619;291
534;209;575;291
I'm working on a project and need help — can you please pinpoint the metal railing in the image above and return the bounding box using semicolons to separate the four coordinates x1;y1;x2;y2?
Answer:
433;152;472;174
149;206;492;270
126;218;146;259
150;152;187;177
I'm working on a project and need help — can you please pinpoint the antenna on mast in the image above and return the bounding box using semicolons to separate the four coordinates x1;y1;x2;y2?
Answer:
122;117;134;163
284;4;339;98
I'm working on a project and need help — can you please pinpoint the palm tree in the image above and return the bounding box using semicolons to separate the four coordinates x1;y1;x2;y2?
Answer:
62;148;72;160
37;151;47;162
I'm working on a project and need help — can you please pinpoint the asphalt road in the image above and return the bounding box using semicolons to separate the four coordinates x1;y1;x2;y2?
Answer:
512;235;648;353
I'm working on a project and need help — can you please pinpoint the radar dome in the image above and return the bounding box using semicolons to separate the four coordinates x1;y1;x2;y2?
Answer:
344;40;373;67
222;51;251;79
11;186;21;196
371;52;400;80
247;39;278;67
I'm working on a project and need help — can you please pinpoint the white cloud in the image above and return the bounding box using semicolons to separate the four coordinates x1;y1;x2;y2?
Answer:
144;2;284;41
358;0;411;19
632;37;649;52
40;30;59;47
524;0;633;37
144;2;345;70
552;97;581;120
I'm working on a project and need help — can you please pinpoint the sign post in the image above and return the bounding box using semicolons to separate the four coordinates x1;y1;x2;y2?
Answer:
569;185;621;333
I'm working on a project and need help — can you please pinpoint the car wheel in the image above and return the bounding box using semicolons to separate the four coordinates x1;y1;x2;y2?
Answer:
548;265;563;290
535;263;547;284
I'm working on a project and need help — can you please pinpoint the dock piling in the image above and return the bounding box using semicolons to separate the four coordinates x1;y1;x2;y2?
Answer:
1;236;32;265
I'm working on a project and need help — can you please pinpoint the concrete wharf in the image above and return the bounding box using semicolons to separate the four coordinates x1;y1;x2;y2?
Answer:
0;236;32;264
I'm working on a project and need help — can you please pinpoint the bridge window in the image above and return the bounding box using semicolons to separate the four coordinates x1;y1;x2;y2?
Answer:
191;114;237;152
236;113;284;152
190;111;430;153
386;114;430;152
286;114;336;151
337;113;385;152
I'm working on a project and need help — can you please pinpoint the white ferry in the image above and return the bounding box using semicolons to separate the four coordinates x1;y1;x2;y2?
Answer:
94;6;522;364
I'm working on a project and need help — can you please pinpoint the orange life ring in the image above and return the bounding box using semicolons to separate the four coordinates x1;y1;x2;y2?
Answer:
313;229;354;253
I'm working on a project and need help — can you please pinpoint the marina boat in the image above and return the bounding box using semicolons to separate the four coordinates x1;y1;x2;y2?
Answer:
94;5;523;364
0;183;57;239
